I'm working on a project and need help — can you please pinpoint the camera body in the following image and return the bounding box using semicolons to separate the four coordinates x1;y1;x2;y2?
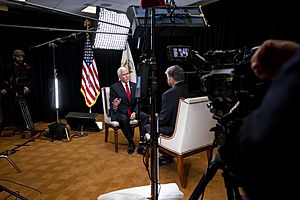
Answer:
199;47;269;163
200;47;267;117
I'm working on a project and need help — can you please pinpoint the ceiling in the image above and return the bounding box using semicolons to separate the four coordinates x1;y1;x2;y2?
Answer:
0;0;216;17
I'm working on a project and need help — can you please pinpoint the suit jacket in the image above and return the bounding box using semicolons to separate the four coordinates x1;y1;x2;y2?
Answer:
159;81;188;135
109;81;138;120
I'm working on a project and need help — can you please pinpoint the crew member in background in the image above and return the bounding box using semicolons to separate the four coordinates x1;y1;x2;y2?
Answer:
0;49;32;134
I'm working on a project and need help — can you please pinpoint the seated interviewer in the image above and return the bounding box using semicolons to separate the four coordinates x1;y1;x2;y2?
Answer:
139;65;188;165
233;39;300;200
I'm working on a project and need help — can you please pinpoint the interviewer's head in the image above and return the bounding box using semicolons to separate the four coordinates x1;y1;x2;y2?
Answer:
165;65;184;87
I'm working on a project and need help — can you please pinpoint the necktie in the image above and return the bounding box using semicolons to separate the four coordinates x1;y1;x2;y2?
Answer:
125;83;131;115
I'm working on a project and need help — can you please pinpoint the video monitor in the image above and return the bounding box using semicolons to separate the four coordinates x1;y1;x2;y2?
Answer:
167;45;192;62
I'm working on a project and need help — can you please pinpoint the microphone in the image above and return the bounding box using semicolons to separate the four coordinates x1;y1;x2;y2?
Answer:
140;0;166;9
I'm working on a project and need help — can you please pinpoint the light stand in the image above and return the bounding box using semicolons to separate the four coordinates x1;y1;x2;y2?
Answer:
30;32;85;121
148;7;159;200
0;130;47;200
149;57;159;200
0;185;27;200
49;42;60;122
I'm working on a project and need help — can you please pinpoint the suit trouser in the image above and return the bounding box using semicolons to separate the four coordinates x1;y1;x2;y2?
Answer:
113;112;134;144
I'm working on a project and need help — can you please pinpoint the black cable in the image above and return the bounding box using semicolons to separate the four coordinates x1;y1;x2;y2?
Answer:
0;179;44;200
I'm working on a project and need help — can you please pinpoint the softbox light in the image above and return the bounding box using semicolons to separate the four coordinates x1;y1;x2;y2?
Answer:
93;8;130;50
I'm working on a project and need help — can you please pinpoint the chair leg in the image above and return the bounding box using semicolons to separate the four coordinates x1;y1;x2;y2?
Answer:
176;155;187;188
104;124;109;143
114;128;118;153
145;147;150;169
131;127;135;138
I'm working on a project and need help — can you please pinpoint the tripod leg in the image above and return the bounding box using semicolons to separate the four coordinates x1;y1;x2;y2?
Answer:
223;171;243;200
18;99;35;131
189;157;222;200
0;154;22;173
0;185;27;200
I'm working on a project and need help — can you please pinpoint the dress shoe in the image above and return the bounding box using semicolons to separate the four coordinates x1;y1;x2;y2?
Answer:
159;155;173;166
137;143;146;155
127;143;135;154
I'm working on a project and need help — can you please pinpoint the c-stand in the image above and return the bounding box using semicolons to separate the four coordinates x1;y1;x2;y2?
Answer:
0;184;27;200
0;129;46;200
146;56;159;200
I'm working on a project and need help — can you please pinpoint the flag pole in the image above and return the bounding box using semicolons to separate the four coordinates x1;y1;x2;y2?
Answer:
85;20;92;115
81;19;101;112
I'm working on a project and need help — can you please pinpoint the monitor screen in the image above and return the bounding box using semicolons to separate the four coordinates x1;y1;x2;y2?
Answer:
167;45;192;61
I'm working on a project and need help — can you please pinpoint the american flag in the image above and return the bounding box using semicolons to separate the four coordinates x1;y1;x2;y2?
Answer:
80;37;100;107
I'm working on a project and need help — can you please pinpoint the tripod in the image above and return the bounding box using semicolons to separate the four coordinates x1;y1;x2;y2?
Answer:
17;95;35;133
189;101;246;200
189;152;243;200
5;92;36;136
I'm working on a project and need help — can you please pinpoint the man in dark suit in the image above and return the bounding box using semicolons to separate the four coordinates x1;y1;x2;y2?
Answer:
138;65;188;165
109;66;138;154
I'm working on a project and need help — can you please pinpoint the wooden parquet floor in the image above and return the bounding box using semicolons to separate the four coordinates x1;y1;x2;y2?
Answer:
0;115;226;200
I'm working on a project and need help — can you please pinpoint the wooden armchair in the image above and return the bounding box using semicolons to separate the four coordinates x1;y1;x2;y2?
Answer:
101;87;139;152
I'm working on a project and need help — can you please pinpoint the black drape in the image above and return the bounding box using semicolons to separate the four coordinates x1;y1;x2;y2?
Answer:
30;37;123;122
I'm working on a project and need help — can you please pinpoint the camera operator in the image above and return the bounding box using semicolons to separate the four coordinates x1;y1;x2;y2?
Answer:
233;39;300;200
0;49;32;133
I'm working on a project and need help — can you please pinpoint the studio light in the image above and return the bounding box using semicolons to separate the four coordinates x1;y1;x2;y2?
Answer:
93;8;130;50
54;77;59;109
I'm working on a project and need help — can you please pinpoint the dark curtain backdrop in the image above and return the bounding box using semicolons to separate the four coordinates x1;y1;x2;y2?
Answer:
1;0;299;122
30;39;123;122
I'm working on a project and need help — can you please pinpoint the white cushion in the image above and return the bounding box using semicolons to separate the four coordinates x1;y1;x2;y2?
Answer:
130;119;139;125
108;121;120;127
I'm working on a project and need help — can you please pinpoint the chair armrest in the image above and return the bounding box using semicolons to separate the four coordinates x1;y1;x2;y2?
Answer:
130;119;139;125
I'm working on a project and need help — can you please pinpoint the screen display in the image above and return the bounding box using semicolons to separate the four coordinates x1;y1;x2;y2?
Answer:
167;45;191;61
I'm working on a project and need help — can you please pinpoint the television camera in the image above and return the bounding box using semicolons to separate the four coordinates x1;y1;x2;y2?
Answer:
197;47;270;161
188;46;270;199
5;76;29;98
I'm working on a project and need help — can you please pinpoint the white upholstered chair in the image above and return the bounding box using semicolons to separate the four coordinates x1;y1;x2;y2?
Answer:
101;87;139;152
147;96;217;188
